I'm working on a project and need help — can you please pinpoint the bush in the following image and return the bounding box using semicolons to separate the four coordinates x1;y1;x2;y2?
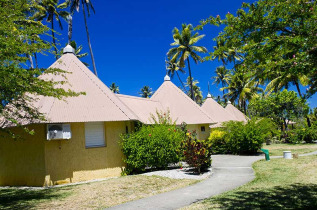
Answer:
121;124;184;174
288;125;317;143
223;118;277;154
208;129;228;154
182;131;212;173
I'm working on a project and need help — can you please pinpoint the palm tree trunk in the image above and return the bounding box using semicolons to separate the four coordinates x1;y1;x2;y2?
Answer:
187;58;195;101
295;80;312;127
82;0;97;76
51;18;58;60
28;54;34;69
176;71;187;92
67;15;73;44
243;100;247;115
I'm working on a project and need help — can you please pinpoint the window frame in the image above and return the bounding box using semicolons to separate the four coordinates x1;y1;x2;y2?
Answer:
84;122;106;149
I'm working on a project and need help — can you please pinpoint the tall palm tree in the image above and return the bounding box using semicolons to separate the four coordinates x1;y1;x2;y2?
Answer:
185;77;203;105
212;66;230;100
33;0;69;60
139;86;153;98
109;83;120;94
223;71;263;114
211;39;228;66
166;60;187;91
167;24;207;101
65;0;97;76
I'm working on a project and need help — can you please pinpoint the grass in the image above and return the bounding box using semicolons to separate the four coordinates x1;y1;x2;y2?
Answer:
263;143;317;156
0;175;198;209
183;155;317;209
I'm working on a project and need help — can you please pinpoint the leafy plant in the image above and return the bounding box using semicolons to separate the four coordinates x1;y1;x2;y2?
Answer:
182;131;212;173
208;129;228;154
121;124;184;174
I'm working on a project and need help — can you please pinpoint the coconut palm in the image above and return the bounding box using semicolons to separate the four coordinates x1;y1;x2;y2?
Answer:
139;86;153;98
223;71;263;114
167;24;207;101
166;60;187;91
65;0;97;76
212;66;230;99
33;0;69;60
185;77;203;105
109;83;120;94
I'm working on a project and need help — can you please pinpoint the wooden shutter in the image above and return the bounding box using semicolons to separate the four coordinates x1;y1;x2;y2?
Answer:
85;122;105;148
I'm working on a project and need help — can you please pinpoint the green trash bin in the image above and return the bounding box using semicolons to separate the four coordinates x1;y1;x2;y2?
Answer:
261;148;270;161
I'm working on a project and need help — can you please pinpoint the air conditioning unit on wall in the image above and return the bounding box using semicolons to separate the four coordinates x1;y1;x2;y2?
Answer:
47;124;71;140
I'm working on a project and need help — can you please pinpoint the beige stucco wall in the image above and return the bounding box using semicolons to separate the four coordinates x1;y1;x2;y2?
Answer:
187;124;211;140
0;124;46;186
0;121;131;187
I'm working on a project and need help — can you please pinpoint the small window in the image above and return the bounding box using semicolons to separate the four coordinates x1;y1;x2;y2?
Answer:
85;122;105;148
201;126;206;132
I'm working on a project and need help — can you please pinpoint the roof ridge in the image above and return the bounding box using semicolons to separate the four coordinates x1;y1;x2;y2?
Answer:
68;54;138;120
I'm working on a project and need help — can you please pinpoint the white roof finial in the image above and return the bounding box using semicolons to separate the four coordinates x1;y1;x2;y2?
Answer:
207;93;212;98
63;44;75;54
227;101;232;104
164;74;170;81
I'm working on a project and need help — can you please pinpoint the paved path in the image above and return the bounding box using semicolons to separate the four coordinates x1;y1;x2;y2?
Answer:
109;155;263;210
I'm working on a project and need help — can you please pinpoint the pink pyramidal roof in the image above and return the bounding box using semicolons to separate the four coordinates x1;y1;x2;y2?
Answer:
201;96;238;123
151;80;215;125
225;102;248;122
32;52;138;123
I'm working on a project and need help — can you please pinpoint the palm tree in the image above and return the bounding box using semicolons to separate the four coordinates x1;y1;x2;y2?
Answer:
33;0;69;60
212;66;230;100
185;77;203;105
211;39;228;66
166;60;187;91
167;24;207;101
109;83;120;94
223;71;263;114
139;86;153;98
69;40;89;66
65;0;97;76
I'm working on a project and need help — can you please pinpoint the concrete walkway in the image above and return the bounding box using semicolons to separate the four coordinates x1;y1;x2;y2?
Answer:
109;155;264;210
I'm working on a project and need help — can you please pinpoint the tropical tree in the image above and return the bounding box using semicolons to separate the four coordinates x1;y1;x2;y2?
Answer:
185;77;203;105
0;0;80;136
109;83;120;94
167;24;207;101
33;0;69;59
166;60;187;91
65;0;97;76
212;66;230;100
223;70;263;114
139;86;153;98
249;90;309;133
197;0;317;114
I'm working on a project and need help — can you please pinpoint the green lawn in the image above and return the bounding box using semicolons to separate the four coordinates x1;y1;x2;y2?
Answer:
0;175;197;209
183;155;317;209
262;143;317;156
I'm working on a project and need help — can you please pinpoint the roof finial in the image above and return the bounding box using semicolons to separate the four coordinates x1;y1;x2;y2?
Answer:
227;100;232;104
164;74;171;81
207;81;212;98
63;44;75;54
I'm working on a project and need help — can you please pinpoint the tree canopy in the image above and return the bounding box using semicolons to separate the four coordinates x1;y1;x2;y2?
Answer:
0;0;79;135
197;0;317;98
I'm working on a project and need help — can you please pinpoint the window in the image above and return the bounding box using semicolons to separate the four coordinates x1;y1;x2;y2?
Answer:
201;126;206;132
85;122;105;148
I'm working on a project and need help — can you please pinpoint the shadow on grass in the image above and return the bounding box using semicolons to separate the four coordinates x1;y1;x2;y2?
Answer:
0;188;69;209
206;184;317;209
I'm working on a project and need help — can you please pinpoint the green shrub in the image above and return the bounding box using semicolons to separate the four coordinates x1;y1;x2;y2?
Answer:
182;131;212;173
223;118;277;154
121;124;184;174
208;129;228;154
288;125;317;143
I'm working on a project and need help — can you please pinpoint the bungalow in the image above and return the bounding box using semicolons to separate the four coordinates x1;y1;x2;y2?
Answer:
117;75;215;140
0;45;215;187
0;45;138;186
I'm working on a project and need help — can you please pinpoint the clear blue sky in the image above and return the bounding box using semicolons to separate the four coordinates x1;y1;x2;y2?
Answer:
38;0;316;109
